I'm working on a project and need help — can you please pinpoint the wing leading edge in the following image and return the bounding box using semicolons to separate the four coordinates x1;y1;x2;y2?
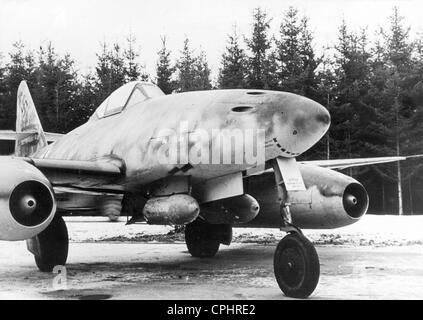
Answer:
16;156;125;190
300;156;407;170
245;156;413;177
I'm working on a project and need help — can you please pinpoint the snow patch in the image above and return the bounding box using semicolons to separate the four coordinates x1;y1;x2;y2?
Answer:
64;215;423;246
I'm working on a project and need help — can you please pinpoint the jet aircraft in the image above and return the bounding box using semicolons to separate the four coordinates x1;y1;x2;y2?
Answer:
0;81;407;298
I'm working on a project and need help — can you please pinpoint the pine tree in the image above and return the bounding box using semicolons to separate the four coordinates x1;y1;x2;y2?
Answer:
304;56;338;161
95;41;113;104
176;38;212;92
124;33;141;81
124;33;149;82
329;21;373;168
176;38;196;92
366;7;416;215
4;41;37;130
263;42;279;90
57;53;82;132
156;36;175;94
193;50;212;90
298;16;320;99
72;72;98;125
245;7;271;89
276;7;302;92
36;43;79;132
95;41;126;104
0;53;7;129
218;27;247;89
275;8;320;97
110;43;126;89
37;43;60;131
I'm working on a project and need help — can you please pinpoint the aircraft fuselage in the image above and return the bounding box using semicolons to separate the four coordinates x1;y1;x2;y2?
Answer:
34;89;330;188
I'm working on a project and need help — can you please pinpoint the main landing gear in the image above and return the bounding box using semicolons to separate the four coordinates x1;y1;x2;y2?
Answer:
26;215;69;272
185;218;232;258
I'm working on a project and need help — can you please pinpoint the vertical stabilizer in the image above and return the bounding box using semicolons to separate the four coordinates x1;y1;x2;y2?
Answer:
15;81;47;156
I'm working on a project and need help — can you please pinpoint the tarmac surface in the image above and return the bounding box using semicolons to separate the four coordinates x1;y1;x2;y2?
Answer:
0;235;422;299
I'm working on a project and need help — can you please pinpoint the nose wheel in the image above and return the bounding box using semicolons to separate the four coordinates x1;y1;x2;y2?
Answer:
274;232;320;298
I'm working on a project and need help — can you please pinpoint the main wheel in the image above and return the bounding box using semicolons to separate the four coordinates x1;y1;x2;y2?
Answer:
31;215;69;272
274;233;320;298
185;219;220;258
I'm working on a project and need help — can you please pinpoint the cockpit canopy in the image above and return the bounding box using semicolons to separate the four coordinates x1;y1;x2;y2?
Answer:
91;81;164;120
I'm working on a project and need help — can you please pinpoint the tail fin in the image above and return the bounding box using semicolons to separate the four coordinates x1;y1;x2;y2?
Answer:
15;81;47;157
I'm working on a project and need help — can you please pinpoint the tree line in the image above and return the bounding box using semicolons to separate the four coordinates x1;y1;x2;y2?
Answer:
1;6;423;214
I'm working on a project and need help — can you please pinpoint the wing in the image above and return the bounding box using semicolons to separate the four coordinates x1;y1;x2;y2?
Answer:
3;154;415;194
245;156;411;177
300;156;407;170
0;130;63;143
16;156;125;191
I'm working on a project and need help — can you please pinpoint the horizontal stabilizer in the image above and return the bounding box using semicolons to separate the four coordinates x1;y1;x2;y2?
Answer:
0;130;63;143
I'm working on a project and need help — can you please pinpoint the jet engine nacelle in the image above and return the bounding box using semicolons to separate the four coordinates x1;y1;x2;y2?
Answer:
0;158;56;240
245;164;369;229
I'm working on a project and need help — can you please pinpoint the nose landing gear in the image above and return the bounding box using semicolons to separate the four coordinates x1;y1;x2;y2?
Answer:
272;157;320;298
274;232;320;298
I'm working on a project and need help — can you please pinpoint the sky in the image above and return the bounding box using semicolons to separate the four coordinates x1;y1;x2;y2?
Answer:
1;0;423;80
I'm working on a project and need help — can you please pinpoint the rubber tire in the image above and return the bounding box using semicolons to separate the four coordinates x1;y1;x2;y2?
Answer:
185;219;220;258
274;233;320;298
34;215;69;272
102;198;122;222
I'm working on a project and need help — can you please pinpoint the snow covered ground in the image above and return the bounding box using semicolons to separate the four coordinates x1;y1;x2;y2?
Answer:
0;214;421;299
65;214;423;246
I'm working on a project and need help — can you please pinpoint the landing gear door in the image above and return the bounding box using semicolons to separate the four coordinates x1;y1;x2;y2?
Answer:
274;157;305;191
273;157;311;205
287;190;311;205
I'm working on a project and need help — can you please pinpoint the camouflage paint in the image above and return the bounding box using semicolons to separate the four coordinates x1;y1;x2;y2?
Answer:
33;86;330;191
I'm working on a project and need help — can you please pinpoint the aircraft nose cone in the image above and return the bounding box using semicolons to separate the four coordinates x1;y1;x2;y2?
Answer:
269;94;330;157
292;98;330;133
316;108;331;126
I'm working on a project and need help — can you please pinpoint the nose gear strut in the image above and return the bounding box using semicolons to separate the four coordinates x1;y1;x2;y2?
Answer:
271;157;320;298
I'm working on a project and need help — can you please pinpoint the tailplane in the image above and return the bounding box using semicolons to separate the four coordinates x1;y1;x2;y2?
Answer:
15;81;47;156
